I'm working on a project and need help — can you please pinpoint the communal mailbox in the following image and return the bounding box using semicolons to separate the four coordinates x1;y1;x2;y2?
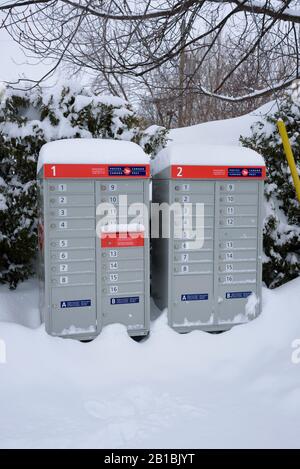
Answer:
151;144;266;332
37;139;150;340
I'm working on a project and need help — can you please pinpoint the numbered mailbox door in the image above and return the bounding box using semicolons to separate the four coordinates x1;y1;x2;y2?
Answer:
95;179;149;334
45;176;97;337
216;179;263;325
171;180;215;327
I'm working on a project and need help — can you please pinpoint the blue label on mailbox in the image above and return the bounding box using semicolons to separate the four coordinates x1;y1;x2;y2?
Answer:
228;168;262;177
108;166;147;176
110;296;140;305
181;293;208;301
225;291;252;299
60;299;91;308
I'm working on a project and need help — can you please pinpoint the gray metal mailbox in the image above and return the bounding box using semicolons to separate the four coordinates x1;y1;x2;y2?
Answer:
151;144;266;332
37;139;150;340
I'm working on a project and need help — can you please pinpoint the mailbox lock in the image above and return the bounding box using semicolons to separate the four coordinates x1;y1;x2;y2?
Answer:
51;242;56;247
49;186;55;191
101;185;107;190
101;198;106;202
102;252;106;257
175;186;180;191
50;198;55;203
50;223;56;229
51;267;56;272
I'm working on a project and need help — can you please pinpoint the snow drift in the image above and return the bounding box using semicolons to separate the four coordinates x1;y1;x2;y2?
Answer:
0;277;300;448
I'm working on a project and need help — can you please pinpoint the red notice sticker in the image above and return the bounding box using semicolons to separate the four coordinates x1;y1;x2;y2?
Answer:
101;232;145;248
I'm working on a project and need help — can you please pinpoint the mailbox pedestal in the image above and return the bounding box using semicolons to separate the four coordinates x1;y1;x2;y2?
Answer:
37;139;150;340
151;144;266;332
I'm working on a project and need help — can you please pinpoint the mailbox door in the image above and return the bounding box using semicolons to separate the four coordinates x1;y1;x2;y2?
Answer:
170;180;215;328
45;180;97;336
96;180;149;334
215;180;261;324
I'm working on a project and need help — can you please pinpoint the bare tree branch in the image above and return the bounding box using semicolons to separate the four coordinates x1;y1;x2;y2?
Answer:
1;0;300;105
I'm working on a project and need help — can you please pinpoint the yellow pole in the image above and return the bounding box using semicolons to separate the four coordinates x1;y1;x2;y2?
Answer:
277;119;300;202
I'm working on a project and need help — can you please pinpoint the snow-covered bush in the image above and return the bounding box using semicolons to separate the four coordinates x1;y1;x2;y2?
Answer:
240;96;300;288
0;83;168;289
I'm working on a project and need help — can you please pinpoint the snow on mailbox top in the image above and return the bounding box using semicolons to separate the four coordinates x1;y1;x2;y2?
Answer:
37;138;150;178
152;143;266;179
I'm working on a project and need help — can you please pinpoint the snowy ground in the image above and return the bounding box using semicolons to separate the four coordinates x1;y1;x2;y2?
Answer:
0;276;300;449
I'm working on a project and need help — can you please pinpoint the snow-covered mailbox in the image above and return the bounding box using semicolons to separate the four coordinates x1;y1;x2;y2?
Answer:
37;139;150;340
151;144;266;332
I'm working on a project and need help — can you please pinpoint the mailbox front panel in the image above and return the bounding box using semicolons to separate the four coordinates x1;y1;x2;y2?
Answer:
41;162;150;340
152;162;265;333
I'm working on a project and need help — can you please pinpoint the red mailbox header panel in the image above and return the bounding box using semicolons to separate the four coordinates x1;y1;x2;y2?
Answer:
171;165;266;179
44;164;150;179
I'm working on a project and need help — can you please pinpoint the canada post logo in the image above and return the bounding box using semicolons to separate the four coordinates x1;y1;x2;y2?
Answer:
108;166;147;176
228;167;262;177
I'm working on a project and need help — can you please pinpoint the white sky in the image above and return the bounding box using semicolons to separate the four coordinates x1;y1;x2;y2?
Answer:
0;26;94;91
0;28;54;83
